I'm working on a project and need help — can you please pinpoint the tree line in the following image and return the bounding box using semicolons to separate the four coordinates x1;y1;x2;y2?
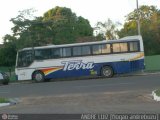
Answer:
0;5;160;66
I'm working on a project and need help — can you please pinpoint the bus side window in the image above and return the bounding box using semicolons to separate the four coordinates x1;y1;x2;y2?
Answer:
52;48;63;58
101;44;111;54
73;46;81;56
92;44;101;54
35;50;43;60
113;43;128;53
113;43;121;53
43;49;51;59
62;47;71;57
129;42;139;52
35;49;51;60
120;43;128;52
82;46;91;55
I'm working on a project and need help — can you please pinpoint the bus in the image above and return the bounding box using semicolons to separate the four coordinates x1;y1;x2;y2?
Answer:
15;35;145;82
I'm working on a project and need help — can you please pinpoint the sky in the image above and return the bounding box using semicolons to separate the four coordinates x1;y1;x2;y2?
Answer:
0;0;160;43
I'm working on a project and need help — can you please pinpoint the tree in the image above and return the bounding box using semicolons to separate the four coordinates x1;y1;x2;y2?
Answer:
118;5;160;55
10;8;41;48
9;6;93;47
0;42;17;66
7;6;93;48
43;6;93;44
96;19;120;40
0;34;17;66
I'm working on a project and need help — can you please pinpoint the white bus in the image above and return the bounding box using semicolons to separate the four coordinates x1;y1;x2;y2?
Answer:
15;35;145;82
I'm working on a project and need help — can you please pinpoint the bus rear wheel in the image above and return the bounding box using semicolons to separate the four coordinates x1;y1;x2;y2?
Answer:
101;66;114;78
32;71;45;82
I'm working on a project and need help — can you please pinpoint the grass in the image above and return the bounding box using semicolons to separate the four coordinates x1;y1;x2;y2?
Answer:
145;55;160;71
155;89;160;97
0;97;9;103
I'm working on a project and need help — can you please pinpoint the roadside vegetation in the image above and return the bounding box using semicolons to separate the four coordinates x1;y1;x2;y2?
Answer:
0;97;9;103
155;89;160;97
145;55;160;71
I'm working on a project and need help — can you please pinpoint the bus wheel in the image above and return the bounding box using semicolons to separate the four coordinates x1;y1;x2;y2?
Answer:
101;66;114;78
32;71;45;82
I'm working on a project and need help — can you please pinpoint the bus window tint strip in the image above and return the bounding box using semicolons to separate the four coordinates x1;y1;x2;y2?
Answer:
27;41;140;62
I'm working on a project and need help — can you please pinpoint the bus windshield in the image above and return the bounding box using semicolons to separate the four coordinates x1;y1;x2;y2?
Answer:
17;50;34;67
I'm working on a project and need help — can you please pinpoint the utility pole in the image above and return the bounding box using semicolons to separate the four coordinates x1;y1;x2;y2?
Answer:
136;0;141;35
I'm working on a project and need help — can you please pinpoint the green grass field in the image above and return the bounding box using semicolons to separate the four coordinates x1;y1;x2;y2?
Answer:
0;97;9;103
145;55;160;71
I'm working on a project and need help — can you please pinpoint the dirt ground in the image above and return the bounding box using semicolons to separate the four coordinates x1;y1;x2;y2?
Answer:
1;90;157;113
20;91;153;106
1;86;160;114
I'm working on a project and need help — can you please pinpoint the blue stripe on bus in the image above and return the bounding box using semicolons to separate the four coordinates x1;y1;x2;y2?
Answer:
44;59;144;79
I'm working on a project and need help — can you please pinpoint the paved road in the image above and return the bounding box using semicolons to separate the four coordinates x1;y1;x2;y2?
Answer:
0;74;160;113
0;74;160;98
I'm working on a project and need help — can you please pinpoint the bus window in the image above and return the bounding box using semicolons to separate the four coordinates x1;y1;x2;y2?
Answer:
52;48;63;58
92;44;101;54
73;46;81;56
113;43;121;53
129;42;139;52
113;43;128;53
82;46;91;55
35;49;51;60
102;44;111;54
17;50;33;67
63;47;71;57
120;43;128;52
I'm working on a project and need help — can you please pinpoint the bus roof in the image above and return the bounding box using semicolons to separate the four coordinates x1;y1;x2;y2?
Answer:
20;35;142;51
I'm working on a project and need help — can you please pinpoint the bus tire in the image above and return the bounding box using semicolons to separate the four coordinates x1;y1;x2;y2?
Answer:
32;71;45;82
101;66;114;78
